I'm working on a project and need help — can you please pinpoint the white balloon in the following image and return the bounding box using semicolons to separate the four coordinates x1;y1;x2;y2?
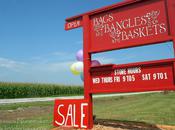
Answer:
70;63;80;75
74;62;83;72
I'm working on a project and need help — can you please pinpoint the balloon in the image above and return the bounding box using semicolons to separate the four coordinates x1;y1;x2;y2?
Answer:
80;72;84;81
76;49;83;61
74;62;83;72
91;60;101;67
70;63;81;75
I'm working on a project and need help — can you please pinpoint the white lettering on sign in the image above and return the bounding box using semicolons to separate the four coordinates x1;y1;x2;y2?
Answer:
142;73;151;80
92;67;169;85
142;73;168;81
55;103;88;128
81;103;88;128
113;76;120;82
67;20;81;29
55;104;65;125
127;67;141;74
153;72;168;80
114;67;141;75
93;10;167;43
114;69;126;75
65;104;73;126
92;78;100;84
122;75;135;82
101;77;113;83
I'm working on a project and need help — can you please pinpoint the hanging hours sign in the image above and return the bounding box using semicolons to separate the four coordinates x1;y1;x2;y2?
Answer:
90;0;168;52
90;59;175;93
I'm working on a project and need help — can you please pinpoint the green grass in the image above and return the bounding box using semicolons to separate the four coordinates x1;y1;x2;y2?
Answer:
93;92;175;126
0;82;83;99
0;101;54;111
0;115;53;130
0;92;175;129
0;101;54;130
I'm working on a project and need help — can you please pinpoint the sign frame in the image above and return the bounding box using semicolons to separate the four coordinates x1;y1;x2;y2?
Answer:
54;0;175;129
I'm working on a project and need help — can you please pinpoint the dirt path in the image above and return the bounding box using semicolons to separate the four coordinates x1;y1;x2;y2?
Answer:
0;106;52;121
53;123;175;130
0;92;156;104
52;119;175;130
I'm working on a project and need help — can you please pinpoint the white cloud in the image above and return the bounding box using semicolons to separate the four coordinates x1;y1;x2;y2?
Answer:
93;56;116;64
0;57;72;73
30;51;75;64
0;57;26;71
52;52;67;57
52;52;75;60
0;56;82;85
75;40;83;45
115;55;137;63
30;56;42;60
93;54;137;65
40;61;74;72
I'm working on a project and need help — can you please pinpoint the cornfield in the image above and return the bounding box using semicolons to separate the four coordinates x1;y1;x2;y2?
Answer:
0;82;83;99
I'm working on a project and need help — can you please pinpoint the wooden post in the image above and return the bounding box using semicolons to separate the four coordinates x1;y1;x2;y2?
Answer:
83;15;93;129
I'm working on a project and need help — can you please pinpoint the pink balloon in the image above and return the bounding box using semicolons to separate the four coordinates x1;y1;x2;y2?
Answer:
91;60;101;67
76;49;83;61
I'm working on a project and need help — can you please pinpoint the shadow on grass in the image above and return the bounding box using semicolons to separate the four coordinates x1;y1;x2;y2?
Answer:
94;119;161;130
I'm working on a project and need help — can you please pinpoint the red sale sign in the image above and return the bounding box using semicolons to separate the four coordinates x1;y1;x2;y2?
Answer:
53;99;89;129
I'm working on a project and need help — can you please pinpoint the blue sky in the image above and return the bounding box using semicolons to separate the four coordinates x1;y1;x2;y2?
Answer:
0;0;174;85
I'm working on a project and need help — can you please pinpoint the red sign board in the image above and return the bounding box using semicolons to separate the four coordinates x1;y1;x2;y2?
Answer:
90;59;175;93
60;0;175;129
90;0;168;52
53;99;89;129
65;19;82;30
